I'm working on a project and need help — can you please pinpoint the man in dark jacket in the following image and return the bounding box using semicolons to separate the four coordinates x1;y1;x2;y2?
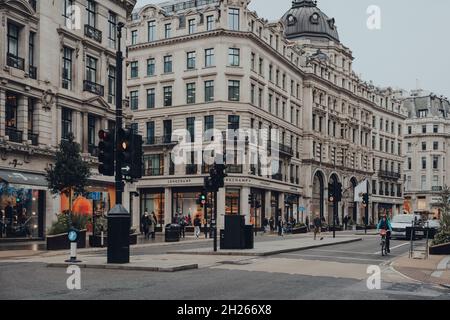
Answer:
313;214;323;241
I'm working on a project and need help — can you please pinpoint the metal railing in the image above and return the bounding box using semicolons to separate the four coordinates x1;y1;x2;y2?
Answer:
145;136;178;146
144;168;164;177
29;66;37;79
186;164;198;175
432;186;443;192
7;53;25;70
28;132;38;146
84;25;102;43
227;165;243;174
6;127;23;143
378;170;401;179
83;80;104;96
272;173;282;181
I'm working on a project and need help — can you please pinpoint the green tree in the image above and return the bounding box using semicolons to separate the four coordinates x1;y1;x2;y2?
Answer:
433;186;450;245
45;133;91;208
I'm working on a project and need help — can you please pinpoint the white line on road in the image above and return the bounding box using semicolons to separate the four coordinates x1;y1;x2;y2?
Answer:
281;253;386;263
374;242;410;255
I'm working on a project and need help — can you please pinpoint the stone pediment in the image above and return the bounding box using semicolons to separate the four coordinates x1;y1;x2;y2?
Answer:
84;96;113;112
2;0;35;17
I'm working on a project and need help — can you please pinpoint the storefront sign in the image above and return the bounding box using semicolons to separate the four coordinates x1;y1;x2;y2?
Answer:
168;179;193;185
226;178;252;184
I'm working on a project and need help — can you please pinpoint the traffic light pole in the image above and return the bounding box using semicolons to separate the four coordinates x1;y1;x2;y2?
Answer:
333;200;337;239
115;22;125;205
365;183;369;235
213;190;218;252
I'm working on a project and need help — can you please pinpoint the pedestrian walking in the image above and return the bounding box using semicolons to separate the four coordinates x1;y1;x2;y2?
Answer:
269;216;274;232
313;214;323;241
150;211;157;239
179;214;186;239
194;215;201;238
344;215;349;230
305;216;310;232
142;211;150;240
262;217;269;233
278;218;283;236
202;218;208;238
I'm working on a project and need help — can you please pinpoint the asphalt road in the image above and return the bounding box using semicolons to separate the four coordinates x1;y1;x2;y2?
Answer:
1;235;448;300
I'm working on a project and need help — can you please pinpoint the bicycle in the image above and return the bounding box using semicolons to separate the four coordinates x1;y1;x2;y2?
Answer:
380;229;389;256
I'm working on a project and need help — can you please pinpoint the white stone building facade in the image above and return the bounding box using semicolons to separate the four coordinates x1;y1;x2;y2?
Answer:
0;0;136;239
125;0;406;231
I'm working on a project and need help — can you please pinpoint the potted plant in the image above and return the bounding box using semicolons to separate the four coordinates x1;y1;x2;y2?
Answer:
430;186;450;255
46;212;88;250
45;133;91;249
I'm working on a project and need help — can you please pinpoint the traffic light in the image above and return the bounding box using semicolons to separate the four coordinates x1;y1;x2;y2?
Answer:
362;193;369;207
117;128;133;177
117;128;143;180
199;193;207;207
328;183;335;203
215;164;227;189
98;130;115;176
204;177;216;193
248;194;254;205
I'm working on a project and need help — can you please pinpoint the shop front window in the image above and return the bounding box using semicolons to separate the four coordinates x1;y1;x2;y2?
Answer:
172;190;204;224
225;188;240;215
141;191;165;229
0;184;43;239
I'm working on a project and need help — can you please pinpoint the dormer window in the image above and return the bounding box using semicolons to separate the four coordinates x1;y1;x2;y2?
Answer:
310;13;320;24
328;18;335;29
287;14;297;26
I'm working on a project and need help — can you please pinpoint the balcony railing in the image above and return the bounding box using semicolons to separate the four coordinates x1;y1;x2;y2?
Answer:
272;173;283;181
144;168;164;177
29;66;37;79
84;25;102;43
6;127;23;143
267;140;294;157
83;80;104;96
88;145;99;157
145;136;178;146
7;53;25;70
186;164;198;175
227;165;243;174
378;171;401;180
432;186;443;192
28;132;38;146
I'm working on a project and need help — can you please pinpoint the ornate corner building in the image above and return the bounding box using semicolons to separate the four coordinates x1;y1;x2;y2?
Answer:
125;0;406;230
401;90;450;218
0;0;136;239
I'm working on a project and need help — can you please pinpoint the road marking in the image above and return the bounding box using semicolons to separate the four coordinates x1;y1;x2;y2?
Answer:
281;253;386;263
314;249;389;256
432;256;450;278
374;242;410;255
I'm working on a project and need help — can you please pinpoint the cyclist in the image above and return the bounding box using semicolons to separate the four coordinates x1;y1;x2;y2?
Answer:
377;214;393;253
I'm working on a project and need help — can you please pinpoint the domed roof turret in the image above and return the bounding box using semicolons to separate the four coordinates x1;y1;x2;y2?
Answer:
282;0;339;42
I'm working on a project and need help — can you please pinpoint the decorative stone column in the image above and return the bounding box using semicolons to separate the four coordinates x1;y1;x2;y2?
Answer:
82;112;88;153
240;187;251;225
217;188;226;230
164;187;172;233
17;95;28;142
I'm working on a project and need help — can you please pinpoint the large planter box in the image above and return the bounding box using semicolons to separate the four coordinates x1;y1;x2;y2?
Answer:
429;242;450;255
292;226;308;234
46;230;87;251
89;233;139;248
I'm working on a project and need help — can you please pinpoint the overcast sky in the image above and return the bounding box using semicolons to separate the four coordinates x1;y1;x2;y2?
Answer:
136;0;450;98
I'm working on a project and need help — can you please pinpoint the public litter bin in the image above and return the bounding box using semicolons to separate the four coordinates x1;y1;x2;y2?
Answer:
165;224;181;242
243;225;254;249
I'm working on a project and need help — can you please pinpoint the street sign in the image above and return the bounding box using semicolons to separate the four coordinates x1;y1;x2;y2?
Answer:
299;206;305;212
68;230;77;242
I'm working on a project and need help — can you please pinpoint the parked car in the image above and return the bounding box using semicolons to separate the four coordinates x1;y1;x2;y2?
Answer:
424;219;441;231
390;214;422;239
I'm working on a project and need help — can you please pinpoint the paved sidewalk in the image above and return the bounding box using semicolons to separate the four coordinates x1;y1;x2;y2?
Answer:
168;236;362;256
391;253;450;287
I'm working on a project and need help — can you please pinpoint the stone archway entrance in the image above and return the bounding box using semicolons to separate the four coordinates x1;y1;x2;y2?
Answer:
327;174;340;224
349;177;358;222
312;171;325;220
